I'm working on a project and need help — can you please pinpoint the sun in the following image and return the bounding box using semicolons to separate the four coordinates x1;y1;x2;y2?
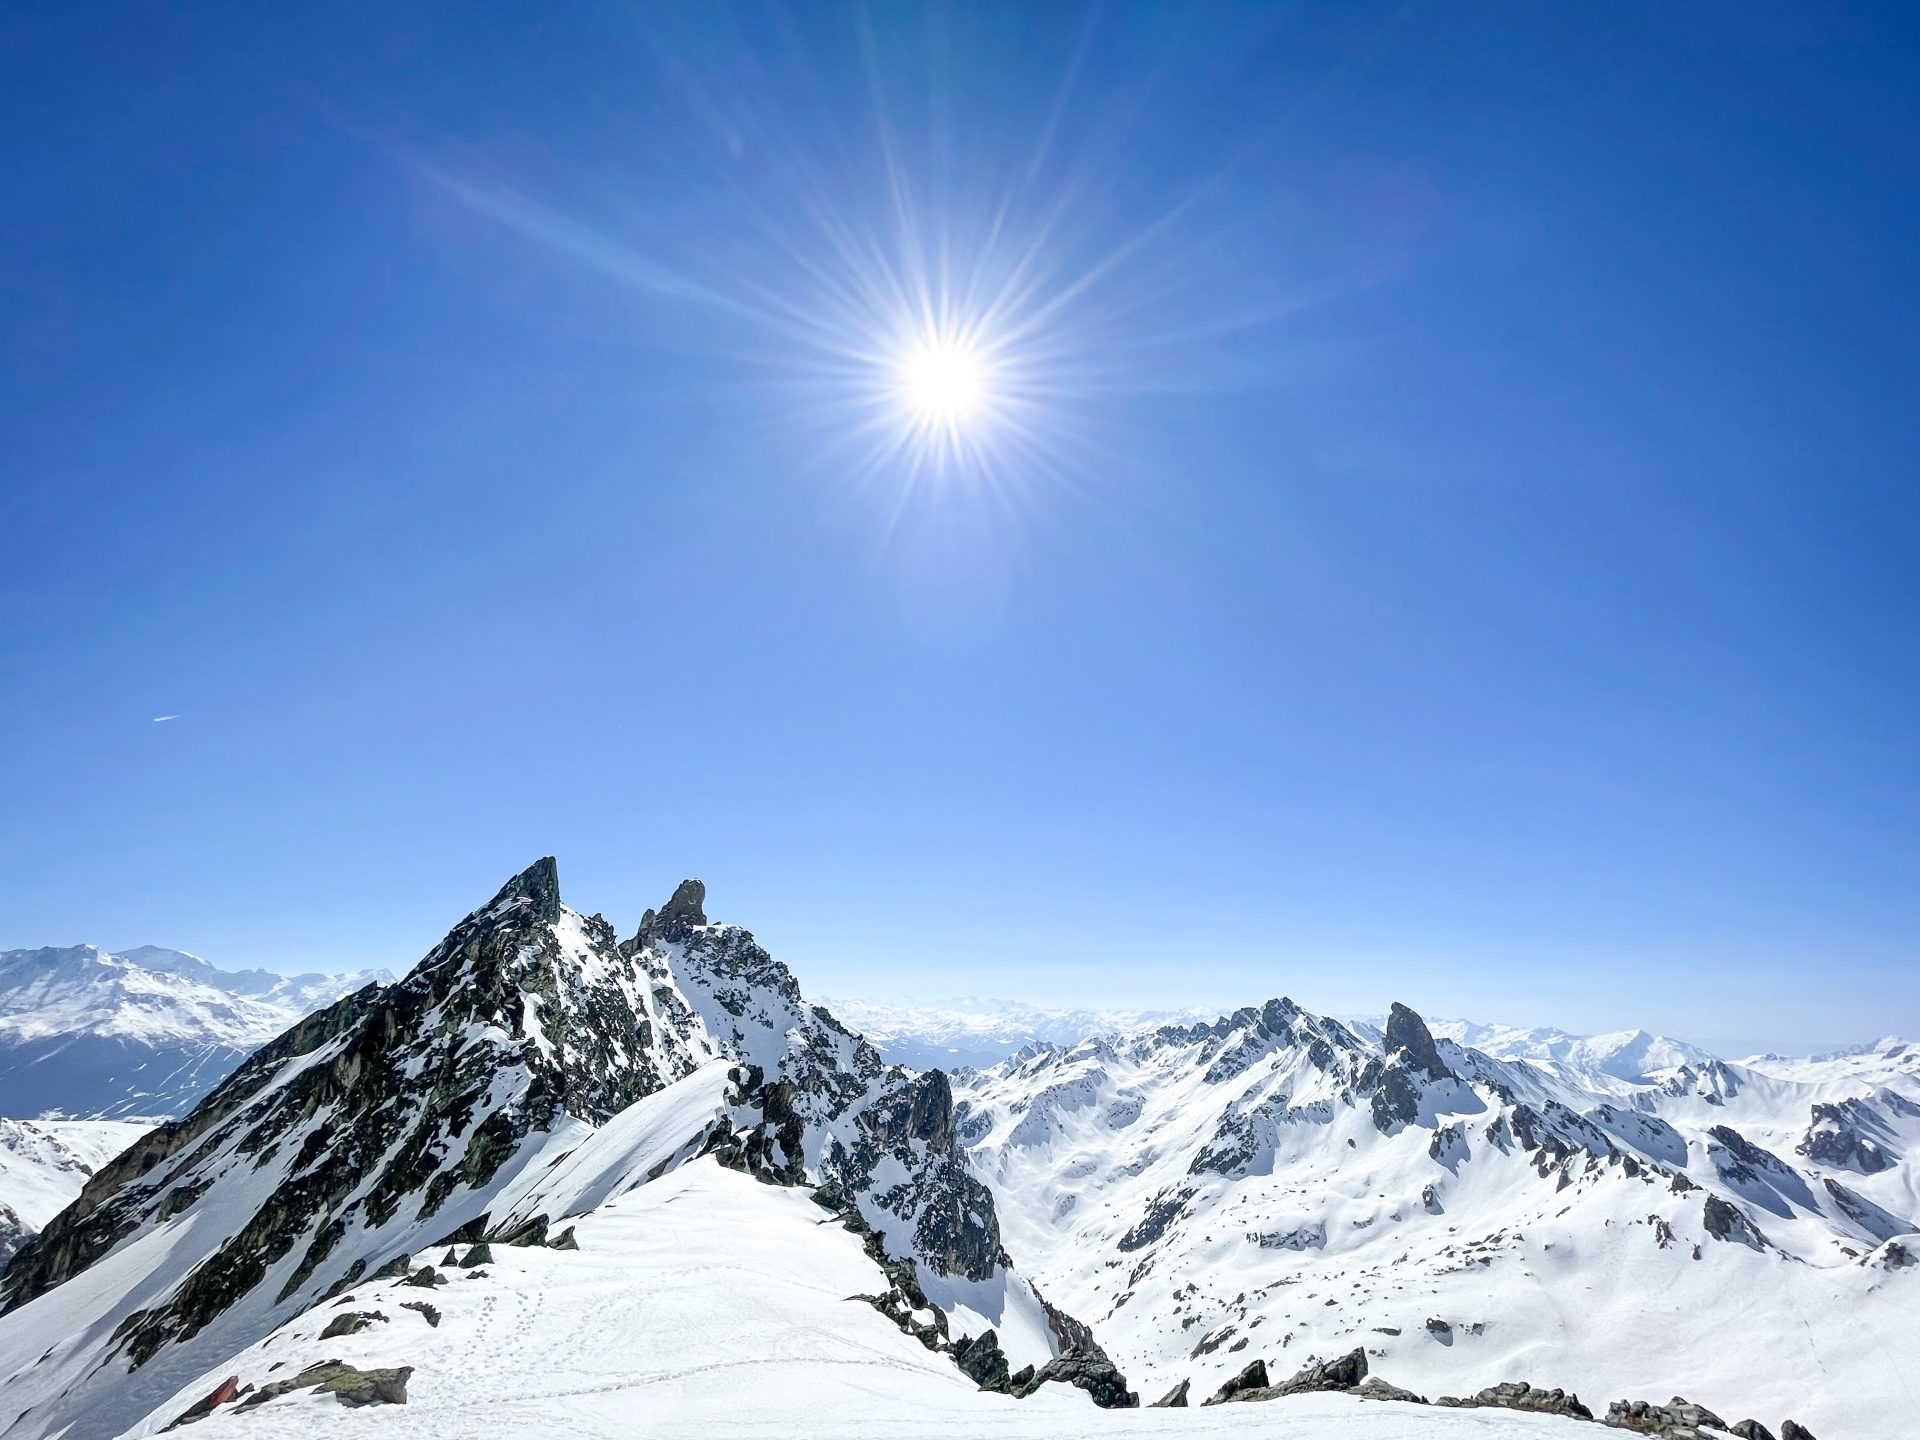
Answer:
896;332;991;426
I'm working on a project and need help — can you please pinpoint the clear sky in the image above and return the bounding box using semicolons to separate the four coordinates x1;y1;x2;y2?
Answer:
3;3;1915;1054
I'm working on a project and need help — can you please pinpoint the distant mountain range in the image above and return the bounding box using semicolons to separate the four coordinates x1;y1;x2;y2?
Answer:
0;944;385;1120
823;996;1216;1069
0;884;1911;1438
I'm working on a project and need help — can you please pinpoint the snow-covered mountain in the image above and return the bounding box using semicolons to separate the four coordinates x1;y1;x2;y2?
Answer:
0;865;1905;1439
824;997;1214;1070
0;945;383;1120
829;997;1722;1086
1417;1017;1718;1084
952;999;1919;1439
0;864;1110;1440
0;1118;151;1270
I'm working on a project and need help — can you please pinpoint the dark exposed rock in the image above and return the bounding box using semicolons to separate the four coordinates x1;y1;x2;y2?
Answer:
949;1330;1011;1391
488;1214;549;1247
235;1359;411;1411
1269;1347;1367;1397
637;878;709;945
1797;1100;1892;1174
549;1226;579;1250
1203;1359;1269;1405
1117;1186;1196;1253
1355;1376;1428;1404
1438;1381;1591;1419
1150;1378;1190;1407
163;1375;242;1429
1385;1002;1450;1081
1702;1195;1767;1248
1780;1422;1817;1440
458;1243;493;1268
398;1300;440;1327
318;1309;385;1340
1605;1396;1730;1437
1819;1176;1907;1243
1208;1349;1367;1404
1008;1351;1139;1408
401;1266;447;1288
318;1365;413;1407
1731;1422;1778;1440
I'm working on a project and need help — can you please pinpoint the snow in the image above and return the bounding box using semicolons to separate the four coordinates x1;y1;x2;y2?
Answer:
0;944;378;1120
487;1060;734;1226
123;1160;1589;1440
0;1117;149;1225
955;1017;1920;1439
822;996;1213;1070
0;946;373;1051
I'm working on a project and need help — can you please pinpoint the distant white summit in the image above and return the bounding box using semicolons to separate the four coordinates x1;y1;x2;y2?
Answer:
1414;1017;1717;1084
0;943;384;1119
822;995;1214;1070
827;994;1722;1085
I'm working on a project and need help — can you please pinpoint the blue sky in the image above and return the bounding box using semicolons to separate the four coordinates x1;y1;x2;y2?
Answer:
3;3;1915;1053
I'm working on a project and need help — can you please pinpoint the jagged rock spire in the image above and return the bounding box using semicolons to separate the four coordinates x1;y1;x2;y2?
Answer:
635;878;707;946
484;856;563;922
1384;1002;1450;1081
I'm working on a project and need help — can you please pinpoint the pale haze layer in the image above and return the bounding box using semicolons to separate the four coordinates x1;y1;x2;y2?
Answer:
1;4;1916;1055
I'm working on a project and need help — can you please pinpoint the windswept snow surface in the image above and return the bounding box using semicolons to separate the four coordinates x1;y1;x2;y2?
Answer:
126;1160;1592;1440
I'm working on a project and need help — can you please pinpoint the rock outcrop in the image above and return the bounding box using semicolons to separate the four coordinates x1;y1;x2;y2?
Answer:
1150;1378;1190;1407
1605;1395;1730;1437
1206;1348;1368;1403
1438;1381;1593;1419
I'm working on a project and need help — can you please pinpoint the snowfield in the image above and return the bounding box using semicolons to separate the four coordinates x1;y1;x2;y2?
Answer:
954;1013;1920;1439
126;1159;1597;1440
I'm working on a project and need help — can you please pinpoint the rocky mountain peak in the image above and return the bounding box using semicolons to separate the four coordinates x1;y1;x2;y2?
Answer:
1385;1001;1451;1081
637;877;708;945
486;855;564;922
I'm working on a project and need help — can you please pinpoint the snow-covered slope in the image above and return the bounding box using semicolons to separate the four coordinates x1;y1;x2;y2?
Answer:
0;945;381;1119
1740;1035;1920;1091
955;1000;1919;1439
119;1157;1618;1440
0;865;1070;1440
0;1118;151;1270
